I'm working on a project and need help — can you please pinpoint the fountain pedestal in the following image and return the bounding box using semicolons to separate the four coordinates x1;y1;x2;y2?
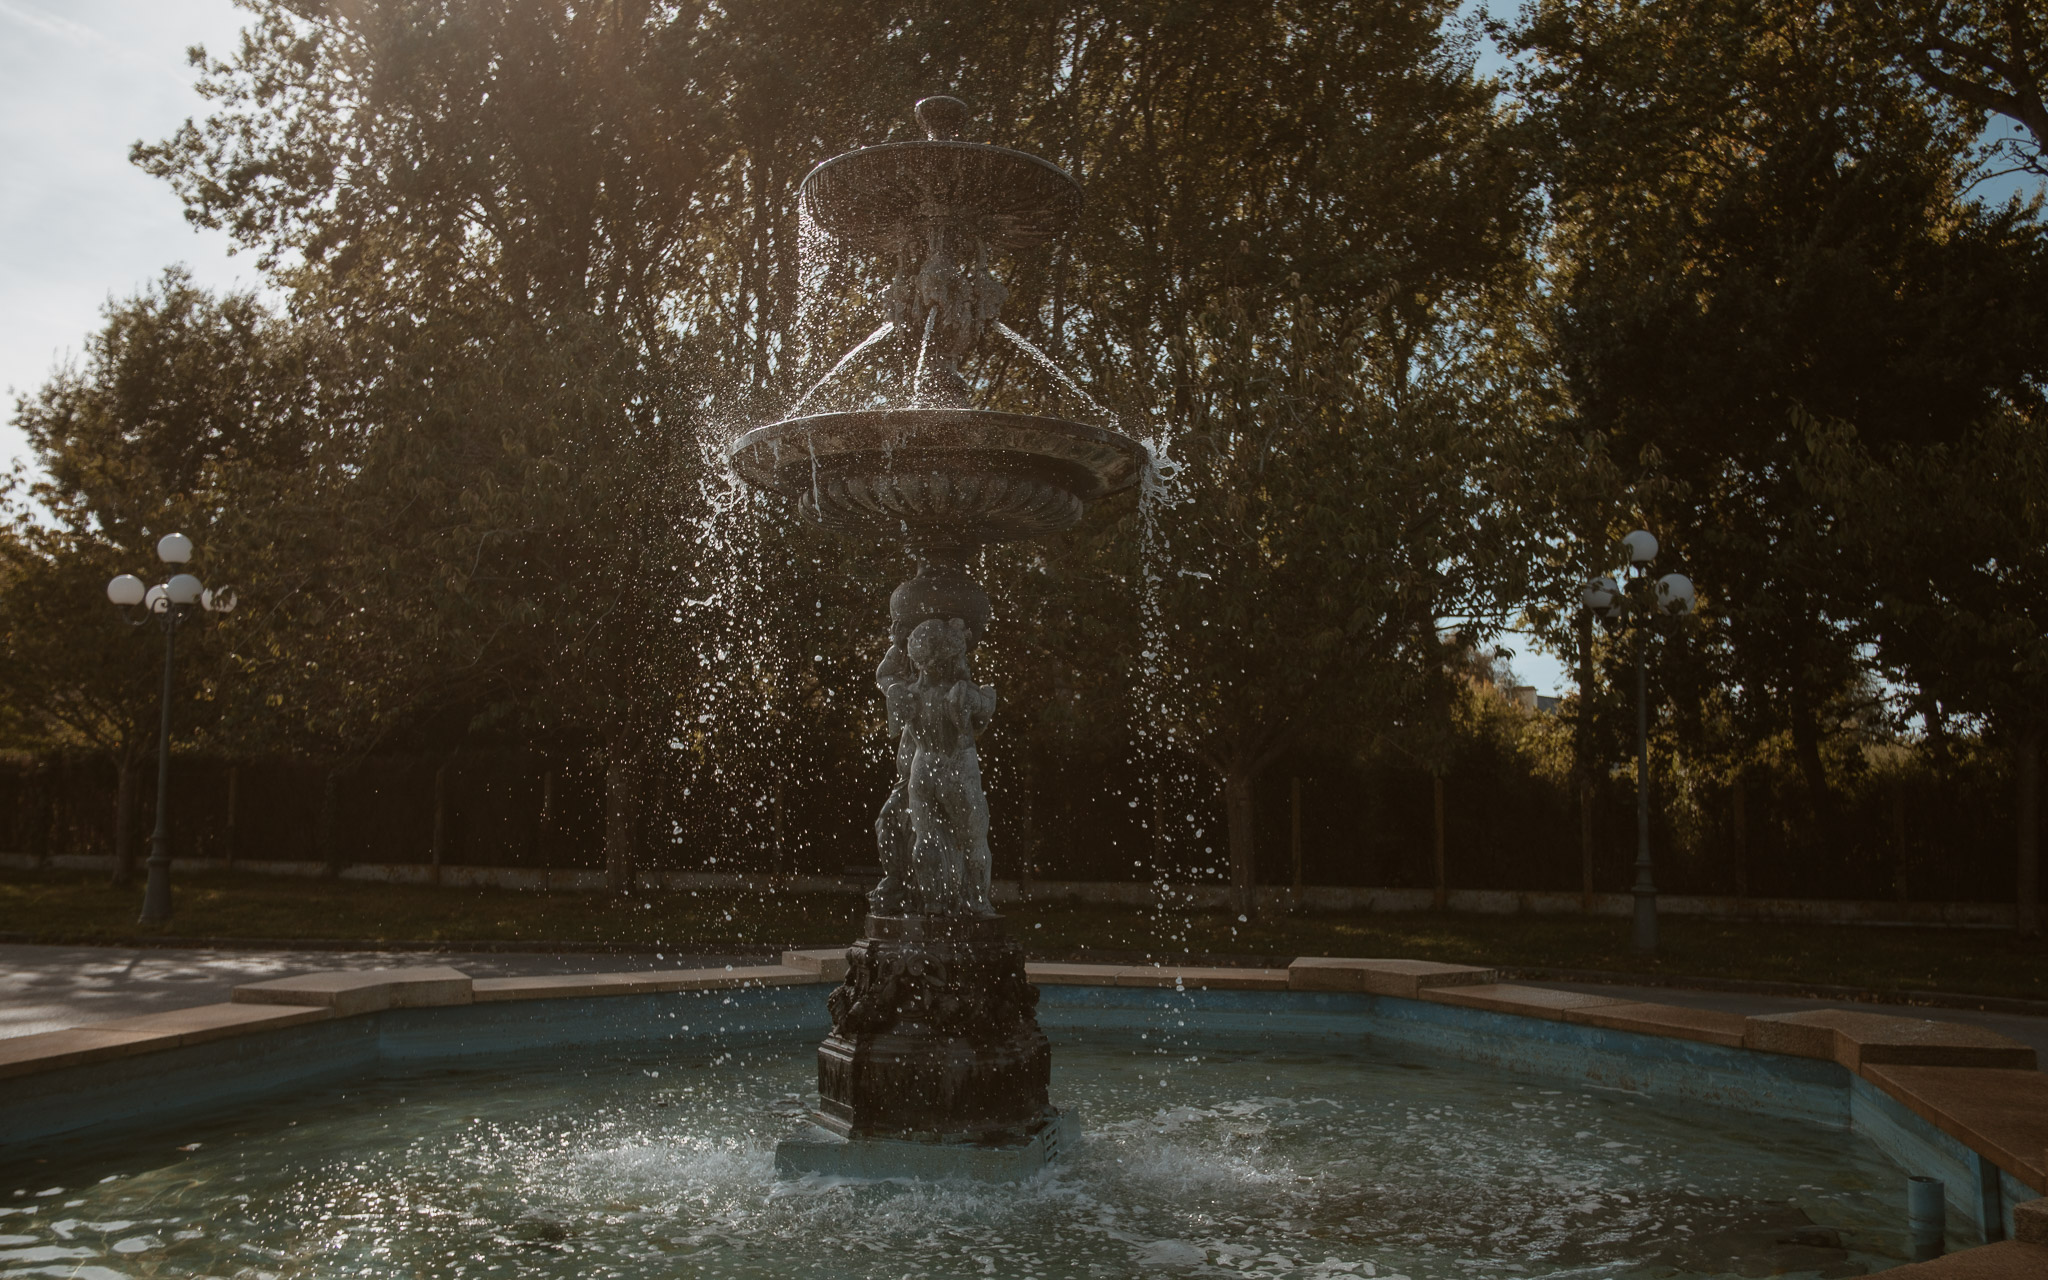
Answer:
775;913;1072;1180
738;96;1147;1181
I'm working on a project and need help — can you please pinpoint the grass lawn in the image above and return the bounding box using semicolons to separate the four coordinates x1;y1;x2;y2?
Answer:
3;868;2044;1001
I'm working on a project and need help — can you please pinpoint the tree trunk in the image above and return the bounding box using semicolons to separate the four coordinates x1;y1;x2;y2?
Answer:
1148;767;1168;882
1788;703;1836;833
2018;724;2040;936
1732;776;1749;901
771;779;787;876
319;770;343;878
1223;765;1256;919
1892;785;1910;905
27;761;51;871
1289;776;1304;909
604;746;643;895
1578;781;1595;910
536;769;555;868
1577;605;1597;910
430;760;451;885
223;765;240;871
111;753;139;887
1431;771;1447;911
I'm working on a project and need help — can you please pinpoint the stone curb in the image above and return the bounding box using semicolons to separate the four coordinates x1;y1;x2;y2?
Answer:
232;965;475;1015
1879;1239;2048;1276
1744;1008;2038;1072
472;965;818;1001
1286;956;1495;997
1497;965;2048;1019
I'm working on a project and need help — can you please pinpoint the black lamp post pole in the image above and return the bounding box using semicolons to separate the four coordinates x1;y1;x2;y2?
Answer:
138;607;180;925
1590;536;1690;957
1630;619;1657;954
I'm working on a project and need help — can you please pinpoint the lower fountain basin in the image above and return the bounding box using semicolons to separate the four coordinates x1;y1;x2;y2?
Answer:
725;408;1150;544
0;992;1938;1278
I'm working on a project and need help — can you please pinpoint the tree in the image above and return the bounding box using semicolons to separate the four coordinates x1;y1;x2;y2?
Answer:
1138;290;1525;915
137;1;739;887
1509;0;2048;856
4;270;333;883
1804;408;2048;932
1855;0;2048;177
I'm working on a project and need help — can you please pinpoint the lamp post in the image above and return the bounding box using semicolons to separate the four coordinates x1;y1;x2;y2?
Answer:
107;533;237;925
1583;530;1696;954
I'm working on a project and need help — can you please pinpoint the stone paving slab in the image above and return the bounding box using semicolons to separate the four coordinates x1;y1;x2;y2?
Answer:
232;965;474;1014
1023;962;1122;985
0;1026;173;1079
1559;1000;1751;1047
471;973;667;1001
1862;1064;2048;1193
1524;979;2048;1065
90;1001;335;1046
1877;1240;2048;1277
1420;983;1635;1021
1747;1009;2038;1070
1112;965;1291;990
1286;956;1495;996
471;965;820;1001
0;943;766;1039
2017;1196;2047;1244
781;947;852;980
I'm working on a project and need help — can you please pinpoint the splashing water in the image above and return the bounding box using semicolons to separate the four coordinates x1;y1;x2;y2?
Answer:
990;321;1113;420
785;321;896;418
0;1029;1919;1279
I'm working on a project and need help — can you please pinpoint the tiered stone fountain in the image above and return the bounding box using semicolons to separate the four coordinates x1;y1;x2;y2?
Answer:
728;96;1149;1179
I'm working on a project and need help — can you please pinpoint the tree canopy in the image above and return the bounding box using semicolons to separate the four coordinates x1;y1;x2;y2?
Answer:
4;0;2044;922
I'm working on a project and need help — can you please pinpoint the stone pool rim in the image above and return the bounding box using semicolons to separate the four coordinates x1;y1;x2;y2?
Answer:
3;952;2044;1276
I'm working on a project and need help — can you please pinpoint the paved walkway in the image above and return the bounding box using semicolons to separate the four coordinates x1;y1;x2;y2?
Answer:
3;943;2045;1061
0;944;766;1039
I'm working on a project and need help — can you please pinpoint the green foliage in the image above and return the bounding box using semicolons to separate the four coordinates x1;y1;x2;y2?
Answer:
1508;0;2048;836
2;0;2045;908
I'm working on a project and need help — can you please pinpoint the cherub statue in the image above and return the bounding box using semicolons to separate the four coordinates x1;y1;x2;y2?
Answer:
869;644;918;915
896;616;997;915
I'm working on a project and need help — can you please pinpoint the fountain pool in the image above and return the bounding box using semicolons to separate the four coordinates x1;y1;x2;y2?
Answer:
3;1017;1924;1279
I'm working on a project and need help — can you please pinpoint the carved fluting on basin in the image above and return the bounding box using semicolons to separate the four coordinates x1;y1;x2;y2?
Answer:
729;407;1146;545
806;470;1083;542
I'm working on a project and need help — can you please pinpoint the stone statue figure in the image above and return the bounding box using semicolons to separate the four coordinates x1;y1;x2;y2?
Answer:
872;615;996;916
869;645;917;915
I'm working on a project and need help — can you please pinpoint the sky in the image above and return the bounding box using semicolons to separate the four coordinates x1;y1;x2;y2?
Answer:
3;0;2040;698
0;0;259;460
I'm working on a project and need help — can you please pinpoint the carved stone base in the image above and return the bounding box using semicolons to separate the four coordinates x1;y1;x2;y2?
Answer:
775;1109;1074;1182
811;914;1051;1143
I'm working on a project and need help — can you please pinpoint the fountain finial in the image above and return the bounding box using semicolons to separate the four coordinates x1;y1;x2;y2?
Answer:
915;95;971;141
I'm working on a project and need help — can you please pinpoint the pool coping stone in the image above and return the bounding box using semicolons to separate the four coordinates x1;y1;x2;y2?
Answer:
1285;956;1495;996
1879;1239;2048;1276
469;965;821;1002
0;1025;185;1079
1861;1064;2048;1193
231;964;474;1014
1418;982;1635;1021
1747;1009;2038;1071
1558;1000;1751;1047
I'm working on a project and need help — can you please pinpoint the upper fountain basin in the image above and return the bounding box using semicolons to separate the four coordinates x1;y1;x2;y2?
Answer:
801;141;1083;250
727;408;1149;544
